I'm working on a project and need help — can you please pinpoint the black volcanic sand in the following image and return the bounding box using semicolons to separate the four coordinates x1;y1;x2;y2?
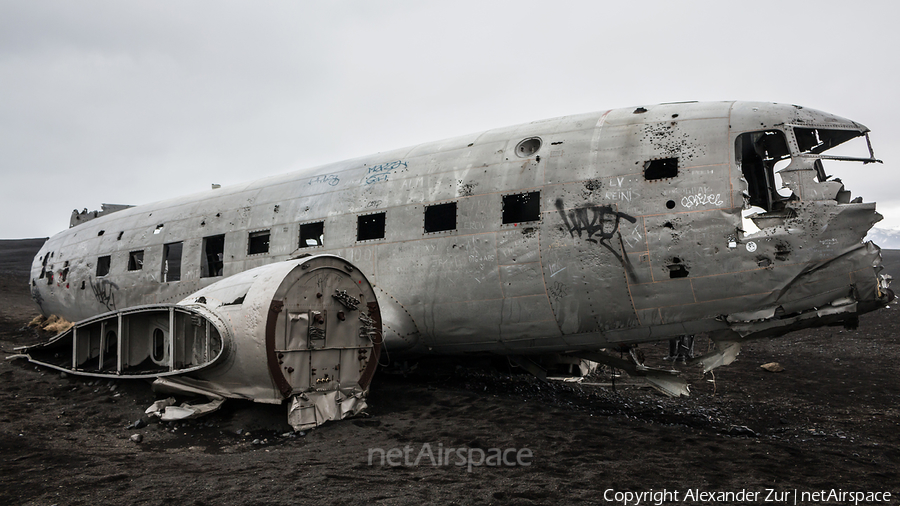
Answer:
1;239;899;505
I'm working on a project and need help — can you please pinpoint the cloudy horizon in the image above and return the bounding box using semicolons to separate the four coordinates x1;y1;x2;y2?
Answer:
3;1;898;239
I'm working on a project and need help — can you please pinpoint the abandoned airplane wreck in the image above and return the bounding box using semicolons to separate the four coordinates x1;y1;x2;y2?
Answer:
17;101;893;429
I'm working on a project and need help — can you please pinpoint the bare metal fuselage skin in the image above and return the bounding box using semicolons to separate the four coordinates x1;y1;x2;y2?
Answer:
30;101;890;359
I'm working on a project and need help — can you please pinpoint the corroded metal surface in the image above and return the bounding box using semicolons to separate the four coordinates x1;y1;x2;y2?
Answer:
27;101;892;389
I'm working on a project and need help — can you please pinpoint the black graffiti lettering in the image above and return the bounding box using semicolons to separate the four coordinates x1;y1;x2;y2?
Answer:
90;277;118;312
555;198;638;281
548;281;568;302
555;198;635;242
31;285;44;311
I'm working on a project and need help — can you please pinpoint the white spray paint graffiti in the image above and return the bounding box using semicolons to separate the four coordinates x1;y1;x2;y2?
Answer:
681;194;723;208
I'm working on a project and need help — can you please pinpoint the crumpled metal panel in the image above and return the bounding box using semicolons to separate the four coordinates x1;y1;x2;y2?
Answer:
287;389;368;431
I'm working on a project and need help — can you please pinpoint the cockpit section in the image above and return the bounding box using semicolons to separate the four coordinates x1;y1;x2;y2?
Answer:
736;124;881;232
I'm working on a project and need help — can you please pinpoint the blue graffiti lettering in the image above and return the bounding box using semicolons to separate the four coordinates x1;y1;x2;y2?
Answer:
365;174;390;185
364;160;408;184
309;174;340;186
368;160;407;174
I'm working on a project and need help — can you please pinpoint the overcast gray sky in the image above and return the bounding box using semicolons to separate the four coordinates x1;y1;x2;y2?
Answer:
2;0;898;239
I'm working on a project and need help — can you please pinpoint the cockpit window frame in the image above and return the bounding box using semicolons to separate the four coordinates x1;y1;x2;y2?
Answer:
793;127;863;155
735;129;792;212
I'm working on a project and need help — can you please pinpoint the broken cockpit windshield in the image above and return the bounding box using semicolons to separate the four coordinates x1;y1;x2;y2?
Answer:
737;126;878;232
794;127;863;156
736;130;792;213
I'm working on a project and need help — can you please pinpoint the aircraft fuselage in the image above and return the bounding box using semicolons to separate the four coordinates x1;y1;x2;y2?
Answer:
31;101;890;357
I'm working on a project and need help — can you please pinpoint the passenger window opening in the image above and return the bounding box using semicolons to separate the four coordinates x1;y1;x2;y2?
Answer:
502;191;541;224
357;212;386;241
644;158;679;180
128;250;144;271
162;242;183;282
248;230;270;255
202;234;225;277
299;222;325;248
668;264;689;279
424;202;457;233
96;255;111;277
735;131;792;212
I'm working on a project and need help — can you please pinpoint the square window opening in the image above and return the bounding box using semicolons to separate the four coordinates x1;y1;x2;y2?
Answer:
202;234;225;278
424;202;457;233
644;158;679;180
248;230;270;255
502;191;541;224
357;213;386;241
162;242;183;282
127;250;144;271
97;255;111;277
299;222;325;248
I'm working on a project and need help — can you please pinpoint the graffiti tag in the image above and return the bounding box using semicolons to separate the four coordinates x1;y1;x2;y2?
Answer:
309;174;340;187
555;199;636;244
548;281;568;302
90;278;118;312
605;190;637;202
31;285;44;311
316;273;344;292
681;194;723;208
364;160;408;185
554;198;638;281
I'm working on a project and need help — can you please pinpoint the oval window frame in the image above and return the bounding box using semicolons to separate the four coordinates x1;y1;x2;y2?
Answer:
151;328;167;364
515;137;542;158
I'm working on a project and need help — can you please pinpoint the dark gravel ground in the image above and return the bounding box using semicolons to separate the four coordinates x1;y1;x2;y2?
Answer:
1;240;898;505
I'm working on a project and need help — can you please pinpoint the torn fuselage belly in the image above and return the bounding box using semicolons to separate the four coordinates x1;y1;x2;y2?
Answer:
15;255;384;431
16;304;228;378
728;234;892;341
